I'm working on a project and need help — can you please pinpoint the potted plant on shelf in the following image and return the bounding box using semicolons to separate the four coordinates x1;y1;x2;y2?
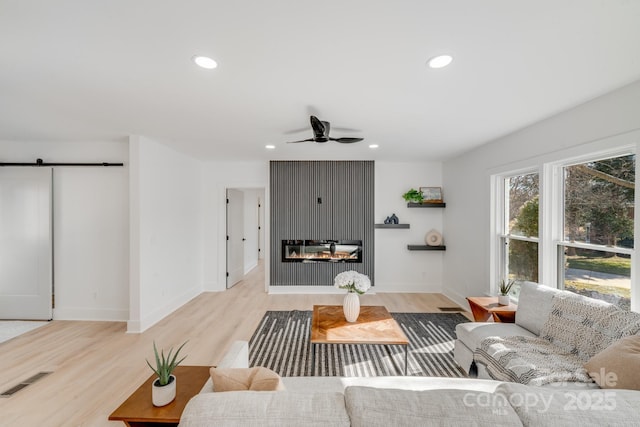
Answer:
402;188;424;204
146;341;188;407
498;279;516;305
334;271;371;322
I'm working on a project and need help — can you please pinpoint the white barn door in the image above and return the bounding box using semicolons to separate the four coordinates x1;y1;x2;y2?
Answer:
0;168;53;320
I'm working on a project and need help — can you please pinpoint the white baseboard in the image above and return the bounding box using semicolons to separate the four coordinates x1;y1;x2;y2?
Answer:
127;286;201;333
202;280;223;292
373;281;443;293
268;284;447;294
268;286;343;294
244;262;258;275
53;307;128;321
442;288;470;310
268;286;376;295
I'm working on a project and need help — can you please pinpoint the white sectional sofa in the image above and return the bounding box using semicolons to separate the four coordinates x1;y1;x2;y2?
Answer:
455;282;640;387
178;308;640;427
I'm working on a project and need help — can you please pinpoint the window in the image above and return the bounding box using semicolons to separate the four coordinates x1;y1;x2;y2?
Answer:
494;151;635;311
498;172;539;297
558;154;634;310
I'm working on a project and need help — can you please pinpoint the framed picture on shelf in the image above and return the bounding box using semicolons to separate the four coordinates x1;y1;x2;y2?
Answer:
420;187;443;203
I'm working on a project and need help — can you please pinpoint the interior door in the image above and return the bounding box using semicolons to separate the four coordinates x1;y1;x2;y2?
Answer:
257;196;264;260
226;189;245;288
0;168;53;320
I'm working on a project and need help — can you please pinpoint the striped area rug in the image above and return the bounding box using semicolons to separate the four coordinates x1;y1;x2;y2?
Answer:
249;310;468;377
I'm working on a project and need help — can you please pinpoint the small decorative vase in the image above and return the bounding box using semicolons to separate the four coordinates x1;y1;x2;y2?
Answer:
498;295;510;306
152;375;176;407
343;292;360;322
424;229;443;246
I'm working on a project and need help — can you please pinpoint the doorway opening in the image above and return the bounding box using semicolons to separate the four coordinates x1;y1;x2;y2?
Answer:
226;187;265;289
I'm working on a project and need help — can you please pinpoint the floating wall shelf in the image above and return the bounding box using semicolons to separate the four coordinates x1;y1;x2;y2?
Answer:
374;224;410;229
407;202;446;208
407;245;446;251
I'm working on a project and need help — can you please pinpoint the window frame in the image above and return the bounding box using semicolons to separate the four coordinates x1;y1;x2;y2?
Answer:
490;138;638;312
494;169;541;296
553;150;635;298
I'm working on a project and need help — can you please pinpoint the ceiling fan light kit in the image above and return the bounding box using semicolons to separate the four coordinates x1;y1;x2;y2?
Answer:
287;116;364;144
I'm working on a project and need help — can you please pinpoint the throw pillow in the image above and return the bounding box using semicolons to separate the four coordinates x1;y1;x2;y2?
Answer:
210;366;285;392
584;335;640;390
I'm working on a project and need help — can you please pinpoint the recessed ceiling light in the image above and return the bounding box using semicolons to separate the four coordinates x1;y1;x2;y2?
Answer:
265;145;276;150
369;144;379;149
427;54;453;69
193;55;218;69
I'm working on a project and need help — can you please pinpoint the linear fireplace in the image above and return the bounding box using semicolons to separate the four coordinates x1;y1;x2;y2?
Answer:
282;240;362;263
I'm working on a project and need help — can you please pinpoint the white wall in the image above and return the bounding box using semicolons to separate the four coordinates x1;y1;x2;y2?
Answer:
128;136;203;332
199;161;445;293
374;162;444;292
0;140;129;320
443;80;640;308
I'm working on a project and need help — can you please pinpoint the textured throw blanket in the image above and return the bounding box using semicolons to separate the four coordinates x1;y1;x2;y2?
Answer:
474;293;640;386
473;335;592;386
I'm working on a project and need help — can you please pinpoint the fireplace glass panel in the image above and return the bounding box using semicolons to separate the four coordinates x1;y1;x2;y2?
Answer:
282;240;362;263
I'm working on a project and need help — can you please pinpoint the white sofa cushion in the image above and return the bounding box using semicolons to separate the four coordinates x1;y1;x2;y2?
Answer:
344;386;523;427
515;282;562;335
281;376;505;393
456;322;536;352
179;391;350;427
218;340;250;369
495;382;640;426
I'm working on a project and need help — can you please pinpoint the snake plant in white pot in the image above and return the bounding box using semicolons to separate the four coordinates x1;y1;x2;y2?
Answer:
498;279;516;306
146;341;187;406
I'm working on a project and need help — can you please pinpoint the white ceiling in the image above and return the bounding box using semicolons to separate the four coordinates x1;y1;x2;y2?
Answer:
1;0;640;162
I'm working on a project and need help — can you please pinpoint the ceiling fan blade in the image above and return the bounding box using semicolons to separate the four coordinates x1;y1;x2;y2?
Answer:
310;116;326;138
331;126;361;133
331;137;364;143
286;138;315;144
284;127;312;135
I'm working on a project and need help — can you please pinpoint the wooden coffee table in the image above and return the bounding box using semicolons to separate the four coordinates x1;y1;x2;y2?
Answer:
310;305;410;375
466;297;518;323
109;365;210;427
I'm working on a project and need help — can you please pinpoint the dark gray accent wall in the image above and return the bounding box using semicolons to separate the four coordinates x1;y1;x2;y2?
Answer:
270;161;374;287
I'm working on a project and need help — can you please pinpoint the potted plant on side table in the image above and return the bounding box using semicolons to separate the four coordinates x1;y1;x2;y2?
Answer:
146;341;187;407
498;279;516;306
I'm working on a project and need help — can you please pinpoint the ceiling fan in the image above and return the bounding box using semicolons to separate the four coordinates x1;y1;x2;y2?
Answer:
287;116;364;144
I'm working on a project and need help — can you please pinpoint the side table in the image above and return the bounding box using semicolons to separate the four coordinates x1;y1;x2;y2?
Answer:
109;365;210;427
466;297;517;323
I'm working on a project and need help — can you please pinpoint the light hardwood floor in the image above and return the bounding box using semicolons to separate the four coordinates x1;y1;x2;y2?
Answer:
1;262;468;426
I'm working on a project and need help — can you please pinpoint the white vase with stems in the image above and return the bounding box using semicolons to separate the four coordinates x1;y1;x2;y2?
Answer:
334;271;371;323
343;292;361;322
